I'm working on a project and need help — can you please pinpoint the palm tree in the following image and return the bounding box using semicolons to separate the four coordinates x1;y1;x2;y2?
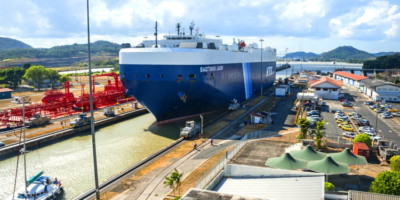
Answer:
171;169;183;196
163;176;175;196
296;118;311;139
311;120;325;149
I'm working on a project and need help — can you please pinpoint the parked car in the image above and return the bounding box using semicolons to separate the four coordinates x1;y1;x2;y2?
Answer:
340;124;354;131
355;119;370;126
359;126;375;133
369;104;379;109
335;115;349;120
307;110;320;116
363;132;381;140
342;132;356;138
386;108;398;112
374;108;385;113
364;101;374;105
342;101;353;107
321;102;327;106
380;112;393;118
336;119;349;124
393;112;400;117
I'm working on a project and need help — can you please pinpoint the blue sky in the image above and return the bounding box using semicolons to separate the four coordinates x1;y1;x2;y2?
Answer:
1;0;399;55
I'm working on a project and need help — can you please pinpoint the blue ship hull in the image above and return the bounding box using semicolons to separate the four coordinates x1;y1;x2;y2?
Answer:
120;62;276;124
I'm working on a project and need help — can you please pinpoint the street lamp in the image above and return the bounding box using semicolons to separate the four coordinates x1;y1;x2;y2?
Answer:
260;39;264;96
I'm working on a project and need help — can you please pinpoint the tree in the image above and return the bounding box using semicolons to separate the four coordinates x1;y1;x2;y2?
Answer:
369;171;400;195
389;155;400;171
171;168;183;196
324;182;335;192
59;75;71;84
45;68;61;89
163;176;175;196
311;120;325;149
353;134;372;147
0;67;25;88
23;65;48;90
22;63;31;70
296;118;310;139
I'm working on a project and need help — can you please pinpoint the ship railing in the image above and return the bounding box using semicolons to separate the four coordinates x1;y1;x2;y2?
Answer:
195;130;276;190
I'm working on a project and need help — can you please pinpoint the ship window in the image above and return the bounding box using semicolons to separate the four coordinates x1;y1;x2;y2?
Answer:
177;75;183;79
204;73;207;76
146;74;150;78
160;74;164;78
211;73;214;77
189;74;196;78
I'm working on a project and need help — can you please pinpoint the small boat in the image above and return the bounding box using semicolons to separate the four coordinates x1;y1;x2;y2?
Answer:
12;171;63;200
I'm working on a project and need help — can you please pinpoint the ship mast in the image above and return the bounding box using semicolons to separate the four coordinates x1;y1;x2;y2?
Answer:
176;23;181;35
154;21;158;48
189;21;194;35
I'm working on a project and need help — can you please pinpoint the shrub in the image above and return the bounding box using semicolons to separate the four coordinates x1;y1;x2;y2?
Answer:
325;182;335;191
369;171;400;195
353;134;372;147
389;155;400;171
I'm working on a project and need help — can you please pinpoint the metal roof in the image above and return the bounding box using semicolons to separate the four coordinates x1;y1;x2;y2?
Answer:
333;71;369;81
360;79;399;89
309;77;343;88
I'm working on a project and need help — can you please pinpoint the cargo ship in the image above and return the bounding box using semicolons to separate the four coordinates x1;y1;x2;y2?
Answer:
119;23;276;124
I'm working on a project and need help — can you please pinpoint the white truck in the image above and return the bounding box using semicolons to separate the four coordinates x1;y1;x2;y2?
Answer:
180;121;201;138
70;114;91;128
229;99;240;111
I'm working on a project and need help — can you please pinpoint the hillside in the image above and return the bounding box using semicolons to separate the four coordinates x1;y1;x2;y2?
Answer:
0;40;120;60
373;52;396;57
283;51;319;60
319;46;374;62
363;53;400;69
0;37;32;51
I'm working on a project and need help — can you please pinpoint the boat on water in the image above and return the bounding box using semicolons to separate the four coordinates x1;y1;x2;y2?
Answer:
11;171;63;200
119;22;276;124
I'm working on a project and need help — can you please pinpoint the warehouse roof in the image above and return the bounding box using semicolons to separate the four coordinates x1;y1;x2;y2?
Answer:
333;71;369;81
0;88;13;93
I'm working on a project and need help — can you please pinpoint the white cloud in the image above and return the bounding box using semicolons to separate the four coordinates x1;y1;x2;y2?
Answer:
0;0;399;53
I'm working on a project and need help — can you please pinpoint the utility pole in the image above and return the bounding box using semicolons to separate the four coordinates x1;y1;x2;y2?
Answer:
200;114;203;136
260;39;264;96
86;0;100;199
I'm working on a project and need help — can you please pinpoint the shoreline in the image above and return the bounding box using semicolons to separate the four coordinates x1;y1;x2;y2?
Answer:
277;61;362;67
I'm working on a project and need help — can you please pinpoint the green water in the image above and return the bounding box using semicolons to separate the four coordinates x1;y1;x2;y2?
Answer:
0;113;179;199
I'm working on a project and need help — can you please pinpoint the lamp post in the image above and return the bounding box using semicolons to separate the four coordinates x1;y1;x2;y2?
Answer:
260;39;264;96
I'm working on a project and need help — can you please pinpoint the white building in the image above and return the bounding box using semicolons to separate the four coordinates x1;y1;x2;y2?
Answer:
308;77;343;100
181;164;325;200
333;71;368;89
359;79;400;102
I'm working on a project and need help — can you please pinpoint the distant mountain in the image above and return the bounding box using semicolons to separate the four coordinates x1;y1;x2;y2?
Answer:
0;40;120;60
0;37;32;51
283;51;319;59
319;46;374;61
373;52;396;57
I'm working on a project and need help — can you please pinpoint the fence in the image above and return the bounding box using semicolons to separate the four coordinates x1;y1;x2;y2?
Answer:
195;131;274;189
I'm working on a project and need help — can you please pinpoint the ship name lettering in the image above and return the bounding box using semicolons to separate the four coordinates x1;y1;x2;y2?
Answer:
200;66;224;72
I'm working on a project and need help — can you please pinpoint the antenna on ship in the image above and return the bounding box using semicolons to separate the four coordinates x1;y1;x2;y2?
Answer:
154;21;158;48
189;21;195;35
176;23;181;35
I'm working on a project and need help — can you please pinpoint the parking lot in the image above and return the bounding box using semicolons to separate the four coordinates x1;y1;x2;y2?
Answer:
315;85;400;149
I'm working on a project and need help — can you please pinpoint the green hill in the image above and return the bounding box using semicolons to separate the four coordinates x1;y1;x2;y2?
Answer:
0;40;120;60
0;37;32;51
363;53;400;69
319;46;374;62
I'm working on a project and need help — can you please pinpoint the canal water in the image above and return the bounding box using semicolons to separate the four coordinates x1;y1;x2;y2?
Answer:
0;113;180;199
276;61;363;79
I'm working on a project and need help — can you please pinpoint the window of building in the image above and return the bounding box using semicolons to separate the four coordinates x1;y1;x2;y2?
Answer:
177;75;183;79
146;74;150;78
323;88;328;91
189;74;196;78
160;74;164;78
332;88;337;91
